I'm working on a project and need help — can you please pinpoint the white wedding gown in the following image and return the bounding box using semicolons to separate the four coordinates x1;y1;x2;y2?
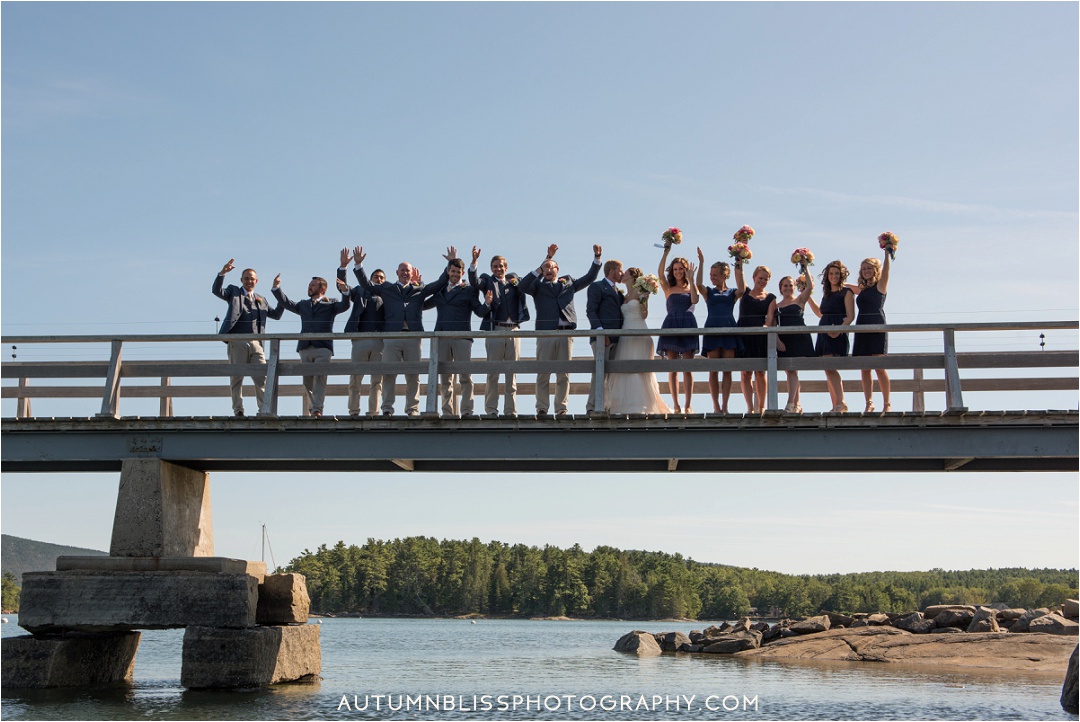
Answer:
604;301;672;415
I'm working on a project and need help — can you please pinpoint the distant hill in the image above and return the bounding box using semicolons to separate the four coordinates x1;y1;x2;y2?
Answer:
2;534;107;582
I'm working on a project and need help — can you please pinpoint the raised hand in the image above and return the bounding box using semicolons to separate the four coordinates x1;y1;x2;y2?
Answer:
443;246;458;262
592;244;602;257
471;245;482;264
336;278;349;294
340;247;352;268
686;260;698;277
696;246;705;263
546;244;558;258
220;259;236;275
352;246;366;266
273;274;281;289
410;267;422;285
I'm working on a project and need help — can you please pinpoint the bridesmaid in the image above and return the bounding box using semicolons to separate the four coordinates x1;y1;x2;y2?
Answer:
851;252;892;412
815;260;855;412
695;247;744;414
657;244;700;413
775;270;817;413
737;265;777;414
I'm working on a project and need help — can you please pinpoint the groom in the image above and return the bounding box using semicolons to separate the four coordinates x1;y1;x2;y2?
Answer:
585;259;625;414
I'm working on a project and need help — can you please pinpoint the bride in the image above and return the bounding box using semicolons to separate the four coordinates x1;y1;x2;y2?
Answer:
604;268;672;415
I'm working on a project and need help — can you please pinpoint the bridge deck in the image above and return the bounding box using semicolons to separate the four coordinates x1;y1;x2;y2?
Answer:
3;410;1075;474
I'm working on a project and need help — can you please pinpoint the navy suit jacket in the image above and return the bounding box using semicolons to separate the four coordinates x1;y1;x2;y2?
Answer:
425;283;491;335
518;260;600;330
338;268;385;334
212;274;283;334
586;279;625;344
468;269;531;330
353;266;447;333
272;287;350;354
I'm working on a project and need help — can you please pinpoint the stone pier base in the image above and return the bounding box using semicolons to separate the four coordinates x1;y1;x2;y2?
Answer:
181;624;321;688
1;631;140;688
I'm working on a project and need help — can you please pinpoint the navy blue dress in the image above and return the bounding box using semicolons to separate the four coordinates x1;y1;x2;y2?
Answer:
852;285;887;356
701;287;743;354
777;303;816;357
656;292;700;355
815;288;852;356
738;292;776;358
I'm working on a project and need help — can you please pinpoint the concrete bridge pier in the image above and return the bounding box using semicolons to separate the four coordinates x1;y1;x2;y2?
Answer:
1;459;321;689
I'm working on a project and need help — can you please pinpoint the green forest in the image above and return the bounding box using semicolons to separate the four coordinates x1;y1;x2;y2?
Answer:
285;538;1078;619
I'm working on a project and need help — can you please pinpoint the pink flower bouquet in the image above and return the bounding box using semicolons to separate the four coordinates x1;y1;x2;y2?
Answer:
878;232;899;260
733;225;755;244
790;247;815;269
634;273;661;303
655;227;683;249
727;242;752;264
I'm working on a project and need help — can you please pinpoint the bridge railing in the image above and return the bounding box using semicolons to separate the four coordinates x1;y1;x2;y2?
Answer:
1;321;1076;418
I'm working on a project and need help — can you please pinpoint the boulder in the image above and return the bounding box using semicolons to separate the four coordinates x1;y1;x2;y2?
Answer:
867;613;891;626
701;625;724;638
893;612;935;634
923;604;975;618
677;643;703;653
1062;645;1078;713
850;618;870;628
930;626;964;634
257;574;310;625
998;608;1026;621
1029;613;1080;637
933;609;974;629
655;631;692;652
790;615;830;635
181;624;320;688
614;631;662;656
1064;600;1079;620
966;606;1000;633
702;630;762;654
1;631;140;688
1011;608;1050;634
824;612;853;628
750;621;771;634
761;624;783;642
688;631;705;644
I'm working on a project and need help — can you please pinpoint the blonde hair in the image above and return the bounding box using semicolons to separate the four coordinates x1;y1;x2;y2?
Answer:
859;257;882;288
752;265;772;281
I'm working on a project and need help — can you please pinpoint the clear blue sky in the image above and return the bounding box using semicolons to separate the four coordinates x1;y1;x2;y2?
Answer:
2;2;1076;574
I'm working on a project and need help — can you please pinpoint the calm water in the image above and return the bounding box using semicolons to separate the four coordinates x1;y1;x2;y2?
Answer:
1;616;1072;720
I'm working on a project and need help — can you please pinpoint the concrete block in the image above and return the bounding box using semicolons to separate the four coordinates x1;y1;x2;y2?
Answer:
1;632;140;688
57;556;265;583
19;571;258;633
257;574;310;625
181;625;321;688
110;459;213;557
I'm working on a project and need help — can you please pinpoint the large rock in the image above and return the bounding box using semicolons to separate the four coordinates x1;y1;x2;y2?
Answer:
923;604;975;618
933;609;974;629
257;574;310;625
702;630;762;654
824;612;854;628
998;608;1027;621
654;631;691;652
1029;613;1080;636
1;632;140;688
614;631;661;656
790;615;830;635
867;613;891;626
19;570;258;633
737;626;1076;672
1011;608;1050;633
181;624;320;688
110;459;213;557
1062;645;1078;713
966;606;1000;633
1063;600;1079;620
893;612;935;634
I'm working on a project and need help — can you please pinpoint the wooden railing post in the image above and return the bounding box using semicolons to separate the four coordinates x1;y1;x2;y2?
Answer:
943;328;966;412
97;339;123;418
16;378;31;419
425;337;440;416
912;368;925;413
260;338;281;417
159;376;173;417
766;331;778;411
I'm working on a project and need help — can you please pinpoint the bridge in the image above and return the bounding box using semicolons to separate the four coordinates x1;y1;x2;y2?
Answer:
3;320;1077;474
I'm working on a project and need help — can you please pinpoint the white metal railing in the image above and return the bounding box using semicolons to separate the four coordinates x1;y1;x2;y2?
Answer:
2;321;1076;418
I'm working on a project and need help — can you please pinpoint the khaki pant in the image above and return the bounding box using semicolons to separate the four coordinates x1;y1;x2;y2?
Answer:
439;338;474;416
535;336;572;413
226;339;265;415
485;330;520;415
299;346;332;414
382;338;422;415
348;339;384;416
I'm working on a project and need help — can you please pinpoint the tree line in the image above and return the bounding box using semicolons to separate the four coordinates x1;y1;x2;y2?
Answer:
285;538;1078;619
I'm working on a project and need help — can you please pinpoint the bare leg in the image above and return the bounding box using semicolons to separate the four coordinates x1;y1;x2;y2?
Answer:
753;370;767;412
877;366;891;411
824;362;846;411
860;368;874;411
720;349;735;414
706;349;721;412
681;351;694;411
785;370;800;411
666;350;681;412
741;371;754;412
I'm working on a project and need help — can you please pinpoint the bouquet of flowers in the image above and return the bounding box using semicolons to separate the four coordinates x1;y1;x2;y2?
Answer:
634;273;661;303
878;231;899;259
733;225;755;243
795;274;808;293
790;247;815;270
728;242;752;264
655;227;683;249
